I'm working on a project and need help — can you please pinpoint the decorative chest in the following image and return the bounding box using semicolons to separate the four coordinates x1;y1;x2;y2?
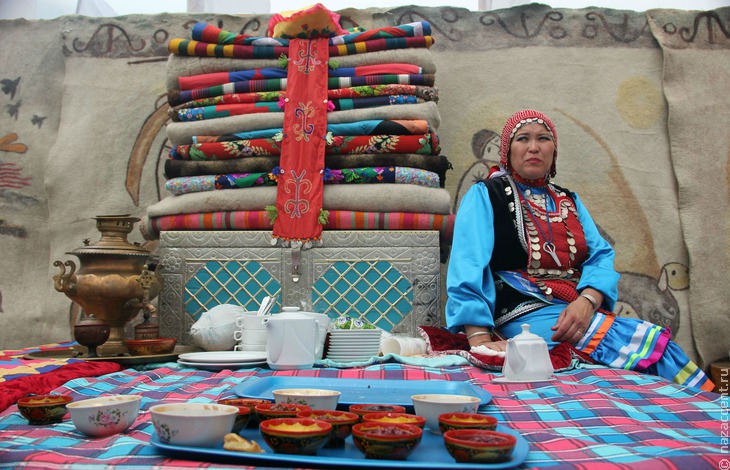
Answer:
157;231;442;344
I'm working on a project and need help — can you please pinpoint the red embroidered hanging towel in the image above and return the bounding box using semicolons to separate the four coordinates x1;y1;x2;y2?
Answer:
273;37;330;242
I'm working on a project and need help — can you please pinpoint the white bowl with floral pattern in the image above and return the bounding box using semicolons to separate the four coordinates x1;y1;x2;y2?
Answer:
149;402;239;447
67;395;142;437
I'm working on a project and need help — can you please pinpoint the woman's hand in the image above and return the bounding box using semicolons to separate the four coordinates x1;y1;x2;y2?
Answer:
463;327;508;353
470;340;508;354
550;294;597;343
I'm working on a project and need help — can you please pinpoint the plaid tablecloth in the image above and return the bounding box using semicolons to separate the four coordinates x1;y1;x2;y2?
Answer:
0;362;725;469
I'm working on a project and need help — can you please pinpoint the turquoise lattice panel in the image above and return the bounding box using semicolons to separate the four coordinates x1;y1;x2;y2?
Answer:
312;260;412;332
184;260;281;320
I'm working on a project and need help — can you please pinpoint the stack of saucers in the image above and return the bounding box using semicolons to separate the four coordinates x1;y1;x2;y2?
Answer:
326;328;382;362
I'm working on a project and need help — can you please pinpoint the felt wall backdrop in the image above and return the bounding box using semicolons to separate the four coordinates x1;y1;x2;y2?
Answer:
0;6;727;370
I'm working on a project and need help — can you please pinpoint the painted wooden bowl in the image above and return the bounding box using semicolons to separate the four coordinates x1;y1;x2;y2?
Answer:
17;394;73;425
351;421;423;460
259;417;332;455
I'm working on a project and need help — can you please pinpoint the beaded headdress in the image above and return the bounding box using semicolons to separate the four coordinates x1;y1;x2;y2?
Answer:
499;109;558;179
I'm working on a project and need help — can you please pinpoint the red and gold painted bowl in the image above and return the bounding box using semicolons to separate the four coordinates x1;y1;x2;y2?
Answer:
124;338;176;356
438;412;498;433
254;402;311;422
259;417;332;455
296;409;359;447
361;411;426;429
348;403;406;421
214;399;252;432
217;398;270;428
351;421;423;460
443;429;517;463
17;394;73;425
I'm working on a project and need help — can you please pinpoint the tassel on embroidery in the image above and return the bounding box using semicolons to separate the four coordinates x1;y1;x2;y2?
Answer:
326;101;335;112
265;205;278;224
277;96;286;110
328;59;339;70
324;131;333;145
268;166;282;182
318;209;329;226
273;132;284;142
278;53;289;68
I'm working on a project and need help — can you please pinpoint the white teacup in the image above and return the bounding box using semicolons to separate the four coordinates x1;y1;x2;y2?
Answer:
235;311;258;328
234;328;267;344
233;312;269;352
236;312;267;330
235;342;266;352
381;336;427;356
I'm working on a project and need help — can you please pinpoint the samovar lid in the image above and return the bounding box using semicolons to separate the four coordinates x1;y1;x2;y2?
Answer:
67;214;151;257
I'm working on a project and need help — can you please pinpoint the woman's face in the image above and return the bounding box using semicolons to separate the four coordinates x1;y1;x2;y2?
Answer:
508;122;555;180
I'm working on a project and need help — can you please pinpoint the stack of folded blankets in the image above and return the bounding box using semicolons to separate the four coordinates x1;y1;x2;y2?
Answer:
141;4;454;251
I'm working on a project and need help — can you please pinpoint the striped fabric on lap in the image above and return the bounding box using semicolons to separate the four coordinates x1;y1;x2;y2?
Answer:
575;313;714;391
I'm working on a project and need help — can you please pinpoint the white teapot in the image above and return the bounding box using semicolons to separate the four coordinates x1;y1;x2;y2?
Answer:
281;306;329;360
503;323;554;381
264;311;322;370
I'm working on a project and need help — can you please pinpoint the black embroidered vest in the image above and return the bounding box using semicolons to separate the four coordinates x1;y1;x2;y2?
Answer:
480;176;580;326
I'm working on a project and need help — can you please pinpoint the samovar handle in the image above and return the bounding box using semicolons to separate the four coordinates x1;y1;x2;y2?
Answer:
136;263;159;300
52;260;77;294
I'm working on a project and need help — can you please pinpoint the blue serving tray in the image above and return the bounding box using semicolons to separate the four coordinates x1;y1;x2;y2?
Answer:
233;376;492;412
150;424;528;469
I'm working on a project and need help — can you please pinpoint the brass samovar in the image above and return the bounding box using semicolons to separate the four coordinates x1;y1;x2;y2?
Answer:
53;215;160;356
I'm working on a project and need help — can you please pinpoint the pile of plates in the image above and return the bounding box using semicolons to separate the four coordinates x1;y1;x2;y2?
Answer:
325;329;382;363
177;351;267;371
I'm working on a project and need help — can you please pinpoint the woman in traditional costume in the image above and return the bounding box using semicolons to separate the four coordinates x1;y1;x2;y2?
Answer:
445;109;713;391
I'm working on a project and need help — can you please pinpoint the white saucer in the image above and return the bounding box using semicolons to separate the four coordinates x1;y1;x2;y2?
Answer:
492;376;555;383
178;351;267;364
329;330;381;336
177;359;267;370
326;343;381;349
329;332;381;337
326;341;381;347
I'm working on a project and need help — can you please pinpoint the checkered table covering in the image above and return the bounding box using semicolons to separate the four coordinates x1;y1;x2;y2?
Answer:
0;363;725;469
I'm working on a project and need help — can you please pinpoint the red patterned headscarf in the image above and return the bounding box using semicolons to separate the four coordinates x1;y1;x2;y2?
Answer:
498;109;558;179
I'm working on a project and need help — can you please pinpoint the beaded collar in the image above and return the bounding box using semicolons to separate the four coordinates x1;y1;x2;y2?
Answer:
511;170;549;188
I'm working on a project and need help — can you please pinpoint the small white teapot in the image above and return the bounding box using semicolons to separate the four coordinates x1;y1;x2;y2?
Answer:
264;311;322;370
503;323;554;381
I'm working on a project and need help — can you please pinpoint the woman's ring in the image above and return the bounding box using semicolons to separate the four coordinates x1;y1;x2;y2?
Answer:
577;329;583;336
